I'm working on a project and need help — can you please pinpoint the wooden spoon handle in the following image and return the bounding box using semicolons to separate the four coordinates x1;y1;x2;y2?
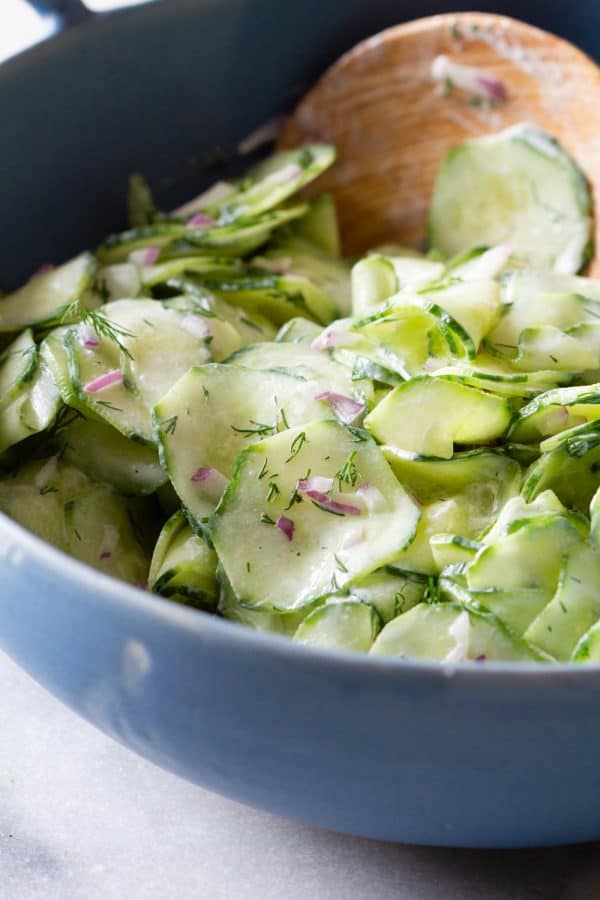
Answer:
279;13;600;272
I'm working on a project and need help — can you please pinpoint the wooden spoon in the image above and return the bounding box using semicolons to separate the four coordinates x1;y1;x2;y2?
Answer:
279;12;600;275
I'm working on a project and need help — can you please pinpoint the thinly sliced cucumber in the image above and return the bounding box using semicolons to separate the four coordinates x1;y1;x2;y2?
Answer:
141;256;243;289
370;603;542;662
488;291;599;351
99;205;308;264
0;253;98;331
210;145;334;220
292;193;341;257
223;340;372;405
349;305;452;377
524;542;600;660
430;534;480;568
432;354;576;398
466;588;552;637
509;384;600;443
218;566;312;635
365;376;512;458
466;513;587;593
417;279;502;353
522;420;600;512
127;173;155;228
502;268;600;304
0;330;37;407
429;123;592;273
149;510;218;610
276;317;323;344
202;271;337;326
0;458;149;584
91;263;142;303
163;286;277;344
153;364;352;524
64;299;217;442
58;416;167;495
348;567;427;622
512;326;599;373
256;235;351;316
351;256;398;318
171;180;235;219
293;599;381;652
210;419;420;612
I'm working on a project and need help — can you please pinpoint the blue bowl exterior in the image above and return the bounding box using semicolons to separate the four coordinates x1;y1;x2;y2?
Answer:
2;0;600;847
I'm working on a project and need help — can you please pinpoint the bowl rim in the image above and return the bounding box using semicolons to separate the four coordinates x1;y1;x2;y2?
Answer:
2;507;600;681
1;9;599;683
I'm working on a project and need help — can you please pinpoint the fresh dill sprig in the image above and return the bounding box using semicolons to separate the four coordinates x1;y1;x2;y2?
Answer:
334;450;358;491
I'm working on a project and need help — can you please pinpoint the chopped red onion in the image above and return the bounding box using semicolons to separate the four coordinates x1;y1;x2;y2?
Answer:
181;313;212;339
475;654;487;662
296;475;334;494
276;516;294;541
190;466;228;502
137;580;149;591
187;212;215;229
303;489;362;517
83;369;123;394
315;391;365;425
431;55;507;103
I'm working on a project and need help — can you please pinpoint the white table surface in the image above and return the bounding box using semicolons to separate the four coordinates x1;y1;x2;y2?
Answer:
1;649;599;900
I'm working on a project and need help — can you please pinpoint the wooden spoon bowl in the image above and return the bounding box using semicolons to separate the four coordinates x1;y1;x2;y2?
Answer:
279;12;600;274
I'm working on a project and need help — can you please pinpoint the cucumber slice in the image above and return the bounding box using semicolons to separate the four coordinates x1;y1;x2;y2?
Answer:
276;317;323;344
223;340;372;405
0;330;37;407
466;514;587;594
149;510;218;610
347;567;428;622
351;256;398;318
512;326;599;373
163;286;277;344
430;534;480;568
467;589;552;638
0;458;149;585
217;566;312;635
91;263;142;303
433;354;576;399
417;279;502;353
58;416;167;495
349;305;452;377
292;193;341;257
211;144;334;220
210;420;420;612
489;292;595;350
141;256;243;289
502;268;600;304
64;299;217;442
203;271;337;326
524;542;600;660
429;124;592;274
293;599;381;652
127;173;155;228
256;235;351;316
370;603;542;662
365;376;512;458
153;364;354;524
522;420;600;512
0;253;98;331
99;205;308;264
509;384;600;443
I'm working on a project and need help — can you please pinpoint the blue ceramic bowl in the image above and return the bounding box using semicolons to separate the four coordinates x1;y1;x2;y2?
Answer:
2;0;600;848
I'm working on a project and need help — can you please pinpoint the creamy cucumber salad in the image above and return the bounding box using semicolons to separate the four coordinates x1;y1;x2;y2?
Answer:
2;124;600;664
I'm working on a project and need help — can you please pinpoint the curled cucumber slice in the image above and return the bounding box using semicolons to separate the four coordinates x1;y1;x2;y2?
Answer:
429;124;592;274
